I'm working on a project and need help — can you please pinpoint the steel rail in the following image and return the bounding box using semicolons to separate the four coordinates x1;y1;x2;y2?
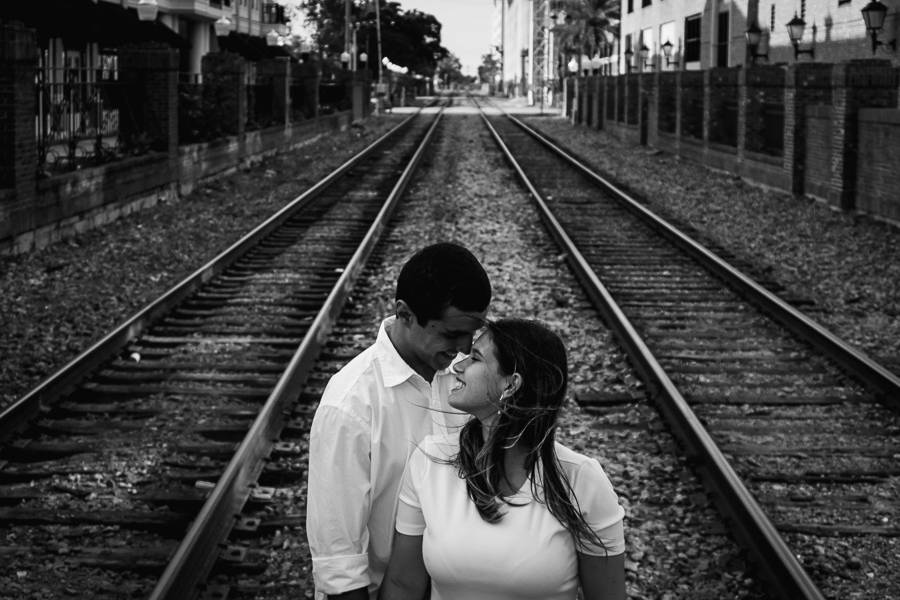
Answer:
0;111;421;442
504;114;900;409
478;108;826;600
148;105;447;599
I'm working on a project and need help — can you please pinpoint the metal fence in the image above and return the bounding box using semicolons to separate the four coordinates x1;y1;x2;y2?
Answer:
35;66;126;174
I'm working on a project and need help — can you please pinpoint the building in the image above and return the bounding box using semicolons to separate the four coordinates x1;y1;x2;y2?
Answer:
619;0;900;73
0;0;290;83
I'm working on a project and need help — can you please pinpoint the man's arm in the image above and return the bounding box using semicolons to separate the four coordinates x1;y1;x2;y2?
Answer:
378;533;428;600
307;404;373;596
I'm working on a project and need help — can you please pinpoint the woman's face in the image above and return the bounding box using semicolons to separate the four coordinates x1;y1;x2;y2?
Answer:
448;330;508;422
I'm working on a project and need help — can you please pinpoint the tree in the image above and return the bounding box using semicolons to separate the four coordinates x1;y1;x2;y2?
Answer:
478;53;500;86
434;53;470;89
550;0;618;78
299;1;448;80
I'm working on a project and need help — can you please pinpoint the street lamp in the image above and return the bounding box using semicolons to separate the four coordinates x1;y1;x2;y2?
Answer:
660;39;678;68
340;51;351;70
624;47;634;73
861;0;897;55
786;13;815;60
214;16;232;37
639;44;651;70
266;29;280;47
136;0;159;21
745;21;769;64
590;55;602;75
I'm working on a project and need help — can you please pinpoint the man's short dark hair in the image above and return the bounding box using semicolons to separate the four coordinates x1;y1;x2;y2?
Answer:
396;242;491;325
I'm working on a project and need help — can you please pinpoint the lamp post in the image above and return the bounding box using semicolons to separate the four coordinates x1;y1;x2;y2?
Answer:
661;39;678;69
136;0;159;21
214;16;232;38
745;22;770;64
639;44;650;70
786;13;815;60
266;29;280;47
861;0;897;55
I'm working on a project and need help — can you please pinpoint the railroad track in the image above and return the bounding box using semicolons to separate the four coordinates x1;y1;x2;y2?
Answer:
478;102;900;600
0;103;446;599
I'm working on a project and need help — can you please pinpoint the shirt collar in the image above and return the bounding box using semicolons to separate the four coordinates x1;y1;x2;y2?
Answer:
376;316;457;387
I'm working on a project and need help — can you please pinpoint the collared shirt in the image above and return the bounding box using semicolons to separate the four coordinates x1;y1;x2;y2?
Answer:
306;316;469;599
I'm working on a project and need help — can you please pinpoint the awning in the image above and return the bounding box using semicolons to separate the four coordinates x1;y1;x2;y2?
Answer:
0;0;189;51
217;31;291;61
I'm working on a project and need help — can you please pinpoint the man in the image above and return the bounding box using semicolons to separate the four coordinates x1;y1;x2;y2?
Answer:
306;242;492;599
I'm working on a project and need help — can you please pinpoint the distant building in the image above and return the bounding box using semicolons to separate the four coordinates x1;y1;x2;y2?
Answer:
619;0;900;73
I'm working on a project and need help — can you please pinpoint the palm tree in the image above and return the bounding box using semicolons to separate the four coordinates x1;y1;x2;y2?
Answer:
550;0;618;78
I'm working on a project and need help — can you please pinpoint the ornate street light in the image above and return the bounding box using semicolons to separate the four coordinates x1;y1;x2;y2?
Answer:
639;44;651;69
136;0;159;21
861;0;897;55
340;50;351;70
214;16;232;37
745;21;769;64
660;39;678;68
266;29;280;46
786;13;815;60
590;55;602;75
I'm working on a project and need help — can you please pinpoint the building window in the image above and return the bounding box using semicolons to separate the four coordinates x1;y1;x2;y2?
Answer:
642;0;651;7
716;11;729;67
627;0;634;14
684;14;701;62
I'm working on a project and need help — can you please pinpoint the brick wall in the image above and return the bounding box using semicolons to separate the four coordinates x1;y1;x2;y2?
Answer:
803;107;833;202
574;60;899;226
708;67;738;148
856;108;900;223
658;73;677;134
744;66;785;157
680;71;703;140
0;21;37;242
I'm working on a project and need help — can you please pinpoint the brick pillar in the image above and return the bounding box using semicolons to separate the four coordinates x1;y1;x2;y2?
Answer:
702;69;711;147
830;60;898;210
292;57;321;120
597;77;606;130
0;21;38;241
201;52;247;138
736;67;748;163
784;63;832;195
675;70;684;143
646;70;660;146
119;43;178;156
638;73;653;145
259;57;290;126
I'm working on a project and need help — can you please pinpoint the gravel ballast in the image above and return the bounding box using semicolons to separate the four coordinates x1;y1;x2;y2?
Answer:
1;101;897;599
523;114;900;373
0;117;403;408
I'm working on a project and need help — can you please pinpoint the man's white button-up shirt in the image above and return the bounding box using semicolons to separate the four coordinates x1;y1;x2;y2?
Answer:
306;316;469;599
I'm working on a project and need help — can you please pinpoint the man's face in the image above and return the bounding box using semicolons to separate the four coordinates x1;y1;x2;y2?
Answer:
407;305;487;375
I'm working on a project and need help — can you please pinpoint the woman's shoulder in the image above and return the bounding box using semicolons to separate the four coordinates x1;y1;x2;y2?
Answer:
553;442;612;482
414;432;459;462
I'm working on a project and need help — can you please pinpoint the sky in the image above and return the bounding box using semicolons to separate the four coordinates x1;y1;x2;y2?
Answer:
396;0;495;75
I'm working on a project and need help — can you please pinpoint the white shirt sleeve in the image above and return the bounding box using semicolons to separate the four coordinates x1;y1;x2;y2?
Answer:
395;445;426;536
306;403;373;595
571;458;626;557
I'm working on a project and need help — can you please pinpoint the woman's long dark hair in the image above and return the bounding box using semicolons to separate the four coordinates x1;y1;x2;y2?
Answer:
451;318;607;552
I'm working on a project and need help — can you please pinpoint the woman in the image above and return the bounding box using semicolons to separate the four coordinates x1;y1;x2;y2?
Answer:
380;318;626;600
